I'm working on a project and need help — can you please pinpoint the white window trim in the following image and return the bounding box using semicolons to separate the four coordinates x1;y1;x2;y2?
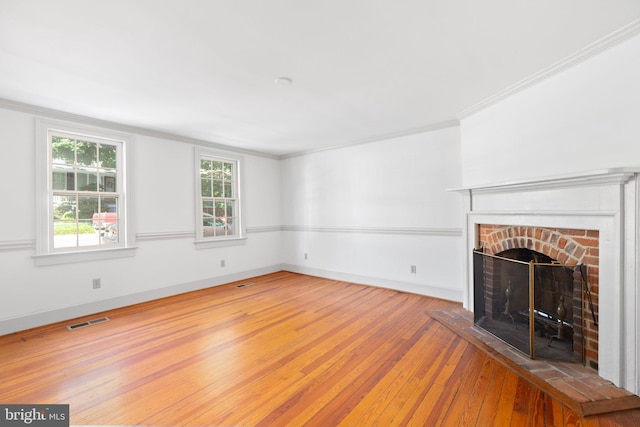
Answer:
194;147;246;249
34;118;136;266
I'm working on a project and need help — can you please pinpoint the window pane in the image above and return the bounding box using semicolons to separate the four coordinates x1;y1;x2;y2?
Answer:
76;196;101;247
52;166;73;190
78;170;98;192
224;162;233;180
224;182;232;198
201;178;212;197
215;200;225;217
101;173;117;193
203;200;214;216
53;195;77;221
202;212;213;227
51;137;75;165
76;140;98;167
101;196;118;214
79;196;99;221
225;201;234;217
101;219;119;245
99;144;117;169
201;159;212;175
213;181;223;197
77;219;100;247
77;173;87;189
53;195;78;249
67;172;76;191
212;161;223;179
202;213;227;237
53;221;78;248
226;218;235;236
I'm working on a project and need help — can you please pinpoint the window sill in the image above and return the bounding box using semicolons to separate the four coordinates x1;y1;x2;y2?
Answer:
194;236;247;249
33;247;137;266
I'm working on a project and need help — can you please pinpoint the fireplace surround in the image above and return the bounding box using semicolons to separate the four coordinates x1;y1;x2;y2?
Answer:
452;168;640;395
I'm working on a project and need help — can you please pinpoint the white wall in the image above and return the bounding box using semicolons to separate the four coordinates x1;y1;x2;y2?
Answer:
0;107;283;334
461;33;640;186
281;127;464;301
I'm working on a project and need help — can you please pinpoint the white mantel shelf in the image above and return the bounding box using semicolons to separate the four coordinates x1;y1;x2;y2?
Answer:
449;168;640;195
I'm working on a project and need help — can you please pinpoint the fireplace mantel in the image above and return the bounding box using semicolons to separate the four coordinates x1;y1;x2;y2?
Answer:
451;168;640;395
450;167;640;195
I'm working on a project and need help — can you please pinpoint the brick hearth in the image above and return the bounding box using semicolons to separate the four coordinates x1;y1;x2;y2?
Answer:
428;307;640;416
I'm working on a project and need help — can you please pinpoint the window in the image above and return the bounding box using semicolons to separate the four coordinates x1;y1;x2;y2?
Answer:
195;148;244;244
35;119;134;264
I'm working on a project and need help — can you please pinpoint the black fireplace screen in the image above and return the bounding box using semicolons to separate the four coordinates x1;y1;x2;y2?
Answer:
473;250;585;363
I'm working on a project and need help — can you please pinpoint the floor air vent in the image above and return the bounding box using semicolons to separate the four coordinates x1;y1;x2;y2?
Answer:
67;317;110;331
235;282;255;288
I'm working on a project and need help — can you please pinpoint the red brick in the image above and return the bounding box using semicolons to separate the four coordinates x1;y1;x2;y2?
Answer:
558;237;568;249
564;242;577;255
598;385;635;399
558;228;588;237
574;237;599;248
546;379;590;403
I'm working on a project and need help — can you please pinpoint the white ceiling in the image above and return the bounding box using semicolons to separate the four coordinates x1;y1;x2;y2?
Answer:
1;1;639;157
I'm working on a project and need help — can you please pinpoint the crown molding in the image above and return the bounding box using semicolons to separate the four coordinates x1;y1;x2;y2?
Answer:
280;119;460;159
457;19;640;120
0;96;460;161
0;98;279;160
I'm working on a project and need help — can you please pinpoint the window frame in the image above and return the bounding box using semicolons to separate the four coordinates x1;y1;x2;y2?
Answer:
34;118;136;266
194;147;245;248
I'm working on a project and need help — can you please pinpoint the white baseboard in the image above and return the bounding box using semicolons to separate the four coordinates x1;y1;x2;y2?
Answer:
1;263;462;336
0;264;283;336
282;264;463;302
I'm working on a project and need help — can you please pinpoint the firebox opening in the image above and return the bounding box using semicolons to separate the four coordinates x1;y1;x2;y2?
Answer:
473;248;584;364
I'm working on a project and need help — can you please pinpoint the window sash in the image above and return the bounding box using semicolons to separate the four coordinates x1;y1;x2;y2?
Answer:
195;149;243;243
48;131;125;252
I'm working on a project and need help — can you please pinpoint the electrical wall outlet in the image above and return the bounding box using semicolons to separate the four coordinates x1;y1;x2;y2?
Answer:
92;278;101;289
410;265;416;274
220;259;226;268
304;253;308;260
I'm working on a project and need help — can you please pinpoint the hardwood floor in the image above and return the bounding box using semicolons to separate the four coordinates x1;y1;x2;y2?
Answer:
2;271;640;426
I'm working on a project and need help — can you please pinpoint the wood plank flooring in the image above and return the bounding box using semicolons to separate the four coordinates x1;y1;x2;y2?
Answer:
1;271;640;426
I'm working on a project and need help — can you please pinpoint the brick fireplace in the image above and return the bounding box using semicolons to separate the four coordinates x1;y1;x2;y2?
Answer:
476;224;600;369
452;168;640;395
